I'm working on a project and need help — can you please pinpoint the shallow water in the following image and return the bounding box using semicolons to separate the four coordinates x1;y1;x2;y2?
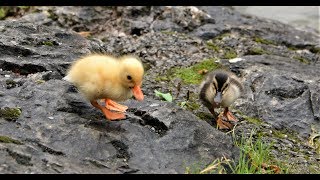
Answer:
233;6;320;34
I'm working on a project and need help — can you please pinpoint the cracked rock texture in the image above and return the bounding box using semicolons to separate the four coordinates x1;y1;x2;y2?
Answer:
0;6;320;173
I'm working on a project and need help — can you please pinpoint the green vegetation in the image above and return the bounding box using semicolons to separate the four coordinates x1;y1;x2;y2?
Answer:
229;130;286;174
293;56;310;64
195;111;213;120
0;135;23;145
287;46;298;51
253;37;276;45
222;47;237;59
173;58;221;84
0;7;9;20
243;116;263;125
186;157;228;174
206;42;220;52
36;79;46;84
246;47;270;55
154;90;173;102
41;41;54;46
0;107;22;121
186;129;287;174
184;101;200;111
155;75;169;82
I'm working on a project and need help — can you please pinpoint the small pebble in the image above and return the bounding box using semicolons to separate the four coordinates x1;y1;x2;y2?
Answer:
48;117;54;120
4;75;10;78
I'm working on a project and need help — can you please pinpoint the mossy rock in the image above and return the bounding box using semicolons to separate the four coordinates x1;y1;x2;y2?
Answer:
222;47;237;59
41;41;54;46
0;107;22;121
246;47;270;55
195;111;214;120
173;58;222;85
253;36;276;45
0;135;23;145
293;56;310;64
243;115;263;125
184;101;201;111
206;41;220;52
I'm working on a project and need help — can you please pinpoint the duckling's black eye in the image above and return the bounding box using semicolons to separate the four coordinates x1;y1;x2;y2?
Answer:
127;75;132;80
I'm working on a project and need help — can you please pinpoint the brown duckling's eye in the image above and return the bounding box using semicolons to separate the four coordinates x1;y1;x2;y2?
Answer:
127;75;132;80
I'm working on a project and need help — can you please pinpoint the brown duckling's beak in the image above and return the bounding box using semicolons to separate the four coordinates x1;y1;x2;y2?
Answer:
214;92;222;105
132;85;144;101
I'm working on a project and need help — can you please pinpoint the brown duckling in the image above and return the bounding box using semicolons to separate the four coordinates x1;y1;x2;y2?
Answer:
199;69;244;129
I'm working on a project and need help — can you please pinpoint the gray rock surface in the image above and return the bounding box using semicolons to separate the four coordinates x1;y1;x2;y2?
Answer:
221;55;320;138
0;6;319;173
0;19;238;173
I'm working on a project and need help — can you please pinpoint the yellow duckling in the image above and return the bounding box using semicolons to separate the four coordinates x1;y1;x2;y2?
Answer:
199;69;244;130
63;54;144;120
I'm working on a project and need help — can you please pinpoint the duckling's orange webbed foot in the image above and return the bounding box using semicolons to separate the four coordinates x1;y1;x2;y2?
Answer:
91;101;126;120
103;109;126;120
104;99;128;113
223;107;238;123
216;112;234;130
216;107;238;130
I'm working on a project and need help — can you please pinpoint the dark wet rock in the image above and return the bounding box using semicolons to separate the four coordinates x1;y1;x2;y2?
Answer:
0;77;239;173
1;6;320;174
219;55;320;138
0;19;240;173
0;20;95;79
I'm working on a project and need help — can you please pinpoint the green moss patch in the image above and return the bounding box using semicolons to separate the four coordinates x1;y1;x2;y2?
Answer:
0;7;9;20
41;41;54;46
195;112;214;120
293;56;310;64
222;47;237;59
253;37;276;45
0;107;22;121
287;46;298;51
0;135;23;145
243;116;263;125
173;58;221;84
155;75;170;82
206;42;220;52
36;79;46;84
184;101;201;111
246;47;270;55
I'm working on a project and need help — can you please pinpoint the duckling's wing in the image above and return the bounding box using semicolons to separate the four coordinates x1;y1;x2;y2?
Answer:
229;77;244;94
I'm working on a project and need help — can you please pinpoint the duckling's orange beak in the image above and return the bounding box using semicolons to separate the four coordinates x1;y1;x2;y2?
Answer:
132;85;144;101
